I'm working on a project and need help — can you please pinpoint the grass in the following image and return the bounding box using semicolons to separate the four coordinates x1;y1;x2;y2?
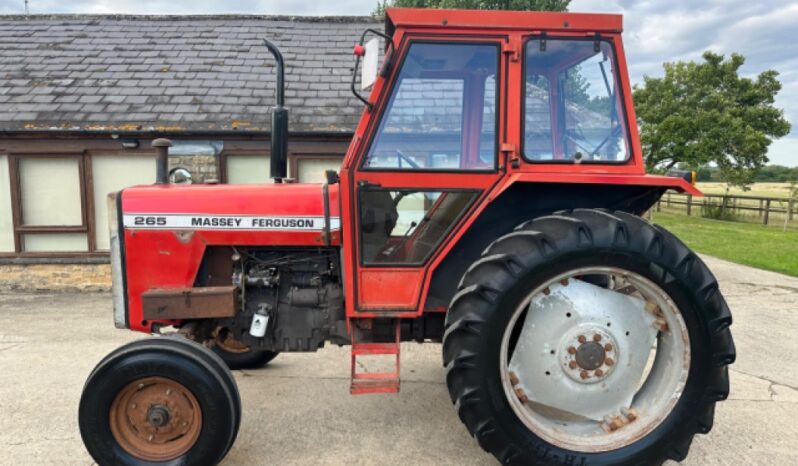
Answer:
697;182;794;199
652;211;798;277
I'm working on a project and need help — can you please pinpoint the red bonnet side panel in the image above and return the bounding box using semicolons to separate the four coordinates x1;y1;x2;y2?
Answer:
120;183;340;332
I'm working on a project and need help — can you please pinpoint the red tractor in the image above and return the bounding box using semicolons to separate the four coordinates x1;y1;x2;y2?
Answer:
78;8;735;466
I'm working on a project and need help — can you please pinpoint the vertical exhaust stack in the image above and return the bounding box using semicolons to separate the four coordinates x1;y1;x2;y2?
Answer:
152;138;172;184
263;39;288;183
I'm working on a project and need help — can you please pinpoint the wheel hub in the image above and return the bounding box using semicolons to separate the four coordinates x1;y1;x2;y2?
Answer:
560;327;617;384
576;342;604;370
508;278;659;421
147;405;171;428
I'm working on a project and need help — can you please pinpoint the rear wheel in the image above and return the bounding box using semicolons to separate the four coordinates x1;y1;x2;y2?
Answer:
79;337;240;466
443;209;735;465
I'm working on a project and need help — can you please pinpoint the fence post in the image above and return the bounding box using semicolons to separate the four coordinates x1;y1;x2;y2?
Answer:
686;194;692;216
790;199;795;222
759;199;764;218
763;199;771;225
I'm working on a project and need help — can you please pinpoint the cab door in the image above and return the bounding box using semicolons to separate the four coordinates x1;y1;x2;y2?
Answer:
342;38;508;314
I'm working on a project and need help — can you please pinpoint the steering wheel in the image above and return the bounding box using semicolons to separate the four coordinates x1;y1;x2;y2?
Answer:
396;149;420;169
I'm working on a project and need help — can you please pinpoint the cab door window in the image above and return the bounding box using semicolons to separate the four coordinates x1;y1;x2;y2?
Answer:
363;42;499;171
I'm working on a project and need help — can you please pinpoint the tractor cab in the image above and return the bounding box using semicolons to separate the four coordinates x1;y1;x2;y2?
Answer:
339;9;696;316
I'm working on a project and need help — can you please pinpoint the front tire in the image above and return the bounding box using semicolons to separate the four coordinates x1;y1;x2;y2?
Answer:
79;337;241;466
442;209;735;465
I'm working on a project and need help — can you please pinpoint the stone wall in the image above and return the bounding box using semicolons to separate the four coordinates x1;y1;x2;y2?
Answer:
169;155;218;183
0;263;111;292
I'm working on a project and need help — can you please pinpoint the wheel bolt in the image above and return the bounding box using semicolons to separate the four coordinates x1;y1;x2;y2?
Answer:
595;369;604;377
515;387;529;403
605;358;615;366
569;361;578;369
593;334;602;342
580;370;589;380
604;343;613;352
578;335;587;344
509;371;520;386
560;278;569;286
567;346;577;355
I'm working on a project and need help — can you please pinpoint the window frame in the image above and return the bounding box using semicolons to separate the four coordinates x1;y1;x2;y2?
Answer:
5;152;101;258
357;187;480;267
520;35;633;165
359;39;502;174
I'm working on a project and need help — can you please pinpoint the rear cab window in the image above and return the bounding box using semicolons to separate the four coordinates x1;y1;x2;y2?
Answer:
523;38;630;163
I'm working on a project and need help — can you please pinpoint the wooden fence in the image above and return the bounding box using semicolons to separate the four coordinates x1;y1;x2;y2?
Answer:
656;192;796;227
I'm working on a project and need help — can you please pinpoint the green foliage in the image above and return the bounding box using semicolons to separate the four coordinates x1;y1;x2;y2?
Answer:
700;198;736;221
654;212;798;277
633;52;791;188
373;0;570;17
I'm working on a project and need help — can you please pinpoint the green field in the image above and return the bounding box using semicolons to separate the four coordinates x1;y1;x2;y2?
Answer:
652;212;798;277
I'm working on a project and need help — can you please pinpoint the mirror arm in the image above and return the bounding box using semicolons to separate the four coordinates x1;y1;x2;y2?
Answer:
351;28;396;111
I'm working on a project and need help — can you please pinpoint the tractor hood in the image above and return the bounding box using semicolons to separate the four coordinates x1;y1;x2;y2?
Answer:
120;182;340;244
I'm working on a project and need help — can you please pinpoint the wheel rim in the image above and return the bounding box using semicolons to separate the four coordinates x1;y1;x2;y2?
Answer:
214;328;251;354
109;376;203;461
499;267;690;453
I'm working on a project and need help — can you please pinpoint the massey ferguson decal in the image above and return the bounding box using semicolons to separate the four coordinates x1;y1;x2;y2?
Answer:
123;214;341;231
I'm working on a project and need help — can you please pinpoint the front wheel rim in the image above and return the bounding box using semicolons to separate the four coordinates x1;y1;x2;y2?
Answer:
499;266;690;453
109;376;203;461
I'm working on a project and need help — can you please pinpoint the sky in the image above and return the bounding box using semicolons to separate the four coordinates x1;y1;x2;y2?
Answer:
1;0;796;166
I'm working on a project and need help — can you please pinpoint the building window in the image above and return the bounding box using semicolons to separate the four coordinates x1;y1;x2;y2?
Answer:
4;152;155;257
11;155;91;254
223;153;271;184
0;155;15;252
91;154;155;250
292;155;342;183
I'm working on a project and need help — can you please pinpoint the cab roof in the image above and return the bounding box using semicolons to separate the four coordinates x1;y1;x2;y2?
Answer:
385;7;622;34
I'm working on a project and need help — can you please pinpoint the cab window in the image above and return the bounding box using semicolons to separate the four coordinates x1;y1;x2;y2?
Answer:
524;39;629;162
363;42;499;171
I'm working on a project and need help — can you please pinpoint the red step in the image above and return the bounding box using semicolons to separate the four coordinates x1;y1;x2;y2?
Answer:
350;321;400;395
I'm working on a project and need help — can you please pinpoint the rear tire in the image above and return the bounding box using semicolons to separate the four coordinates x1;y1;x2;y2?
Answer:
79;337;241;466
442;209;735;466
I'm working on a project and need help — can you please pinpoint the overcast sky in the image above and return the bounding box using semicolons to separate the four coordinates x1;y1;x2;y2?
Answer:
1;0;796;166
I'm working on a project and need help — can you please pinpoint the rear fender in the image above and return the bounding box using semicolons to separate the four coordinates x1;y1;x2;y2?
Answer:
425;181;672;311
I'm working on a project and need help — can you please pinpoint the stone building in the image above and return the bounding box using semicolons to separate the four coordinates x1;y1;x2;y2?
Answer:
0;14;381;291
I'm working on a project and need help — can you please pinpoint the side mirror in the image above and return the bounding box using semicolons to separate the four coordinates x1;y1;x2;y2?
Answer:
360;38;380;91
351;29;394;110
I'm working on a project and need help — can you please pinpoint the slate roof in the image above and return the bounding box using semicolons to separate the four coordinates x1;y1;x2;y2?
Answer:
0;15;381;133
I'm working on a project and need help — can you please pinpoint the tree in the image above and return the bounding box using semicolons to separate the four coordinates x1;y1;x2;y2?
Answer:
633;52;791;188
374;0;569;17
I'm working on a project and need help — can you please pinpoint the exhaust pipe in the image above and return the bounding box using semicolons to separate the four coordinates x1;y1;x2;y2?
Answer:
152;138;172;184
263;39;288;183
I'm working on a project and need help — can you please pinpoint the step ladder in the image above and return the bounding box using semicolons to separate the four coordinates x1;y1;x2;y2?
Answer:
350;320;400;395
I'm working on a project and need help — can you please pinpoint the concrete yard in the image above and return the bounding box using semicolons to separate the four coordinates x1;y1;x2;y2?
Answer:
1;255;797;465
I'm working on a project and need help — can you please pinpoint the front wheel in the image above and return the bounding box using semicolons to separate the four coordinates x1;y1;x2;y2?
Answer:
79;337;240;466
443;209;735;466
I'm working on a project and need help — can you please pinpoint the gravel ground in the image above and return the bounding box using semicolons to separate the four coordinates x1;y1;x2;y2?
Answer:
0;255;796;465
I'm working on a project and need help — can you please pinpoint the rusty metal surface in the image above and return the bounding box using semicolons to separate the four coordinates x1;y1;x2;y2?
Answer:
142;286;236;321
109;376;202;462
